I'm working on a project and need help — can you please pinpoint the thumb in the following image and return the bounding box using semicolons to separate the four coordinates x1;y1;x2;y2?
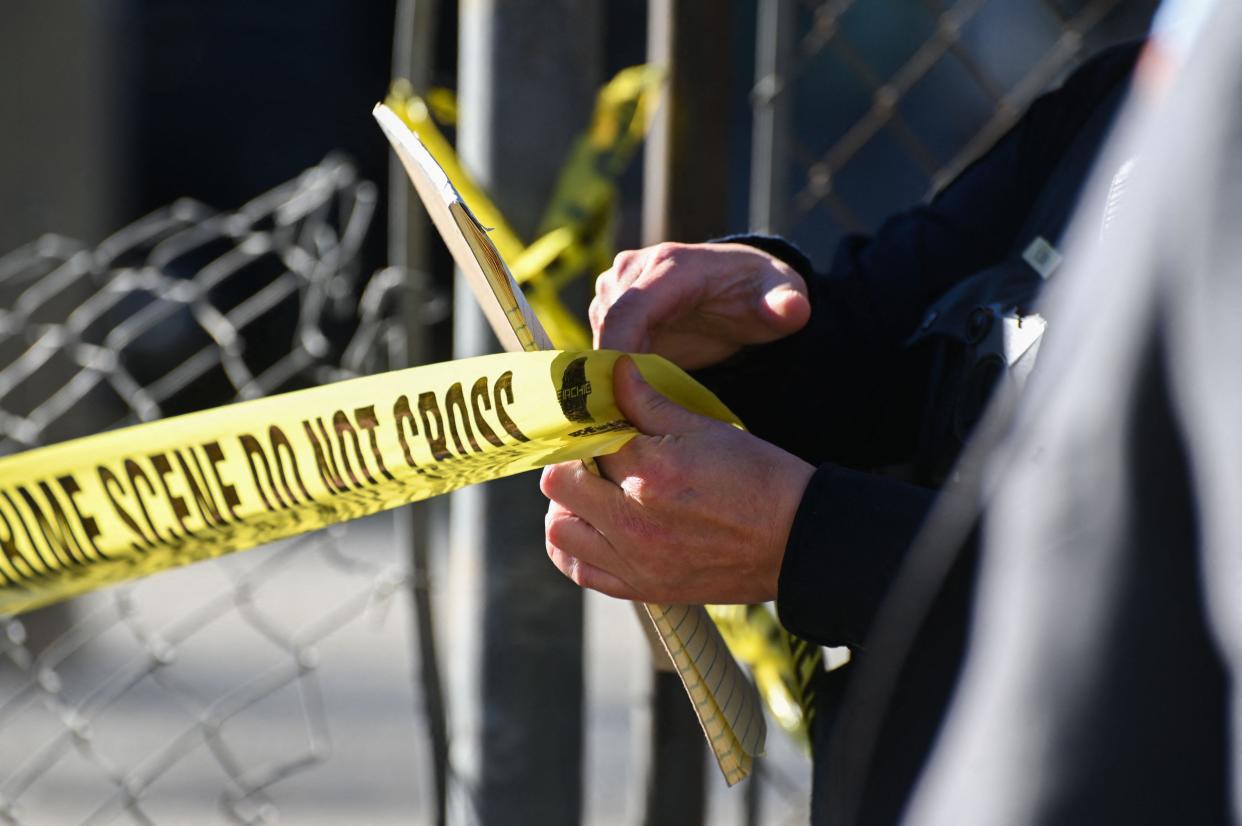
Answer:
614;357;712;437
757;268;811;337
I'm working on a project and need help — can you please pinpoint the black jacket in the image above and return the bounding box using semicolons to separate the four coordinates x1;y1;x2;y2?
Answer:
896;6;1241;821
697;43;1141;823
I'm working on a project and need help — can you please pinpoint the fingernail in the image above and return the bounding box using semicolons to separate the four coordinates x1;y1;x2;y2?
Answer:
765;285;794;311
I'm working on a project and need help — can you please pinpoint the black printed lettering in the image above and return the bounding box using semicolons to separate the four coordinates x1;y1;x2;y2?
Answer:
445;382;483;455
394;396;422;469
150;452;196;534
353;406;395;481
0;492;37;579
99;466;153;552
493;371;530;442
418;392;452;461
1;490;53;570
269;425;314;504
57;474;102;558
239;434;285;511
125;458;174;544
470;377;506;448
19;483;88;566
302;419;348;495
202;441;242;522
173;448;225;528
333;411;374;486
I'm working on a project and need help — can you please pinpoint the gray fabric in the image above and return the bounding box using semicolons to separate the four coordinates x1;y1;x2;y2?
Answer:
902;3;1242;823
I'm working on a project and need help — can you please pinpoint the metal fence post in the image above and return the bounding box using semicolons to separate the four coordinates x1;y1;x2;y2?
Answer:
450;2;602;824
642;0;732;247
750;0;795;236
641;1;731;824
744;8;795;818
389;3;449;825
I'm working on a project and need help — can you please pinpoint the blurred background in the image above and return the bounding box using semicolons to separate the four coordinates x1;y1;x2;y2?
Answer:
0;1;1157;824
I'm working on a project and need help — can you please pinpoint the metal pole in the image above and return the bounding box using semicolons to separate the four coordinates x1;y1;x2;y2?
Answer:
642;0;732;245
389;2;449;825
749;0;795;234
743;760;762;826
450;2;602;824
743;9;794;822
641;1;731;823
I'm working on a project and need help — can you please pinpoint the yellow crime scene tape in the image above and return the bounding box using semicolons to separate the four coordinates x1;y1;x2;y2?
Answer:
0;349;722;615
707;604;823;752
387;68;822;752
0;67;818;791
385;65;665;349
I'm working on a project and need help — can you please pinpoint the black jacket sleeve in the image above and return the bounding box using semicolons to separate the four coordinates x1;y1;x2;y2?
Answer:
693;44;1140;647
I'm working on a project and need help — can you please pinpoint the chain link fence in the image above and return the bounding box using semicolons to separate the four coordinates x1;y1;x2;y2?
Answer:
0;2;1165;824
750;0;1158;263
0;158;447;825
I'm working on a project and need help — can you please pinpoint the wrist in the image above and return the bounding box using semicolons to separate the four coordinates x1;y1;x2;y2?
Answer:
758;451;816;601
709;233;817;285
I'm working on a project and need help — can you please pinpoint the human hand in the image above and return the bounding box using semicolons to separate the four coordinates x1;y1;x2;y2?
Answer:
540;357;815;604
590;242;811;370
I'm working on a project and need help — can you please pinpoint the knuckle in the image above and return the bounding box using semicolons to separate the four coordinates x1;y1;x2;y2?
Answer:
547;544;586;591
649;241;684;266
619;473;654;504
555;552;586;589
632;465;676;505
613;442;671;490
624;440;658;474
568;561;591;590
594;268;615;298
612;249;639;274
539;463;567;499
547;542;573;581
544;512;572;548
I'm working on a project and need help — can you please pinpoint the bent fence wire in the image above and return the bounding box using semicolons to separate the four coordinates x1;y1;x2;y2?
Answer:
0;158;447;826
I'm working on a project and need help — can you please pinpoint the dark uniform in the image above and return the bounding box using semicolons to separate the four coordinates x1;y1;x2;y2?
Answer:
695;43;1141;823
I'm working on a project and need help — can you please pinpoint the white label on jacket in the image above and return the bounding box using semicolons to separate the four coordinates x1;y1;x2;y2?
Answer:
1023;236;1063;279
